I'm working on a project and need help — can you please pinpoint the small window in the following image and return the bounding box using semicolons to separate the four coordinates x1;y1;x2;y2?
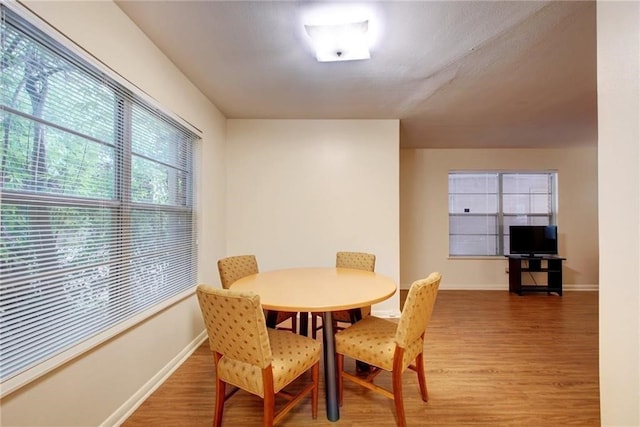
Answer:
449;171;557;256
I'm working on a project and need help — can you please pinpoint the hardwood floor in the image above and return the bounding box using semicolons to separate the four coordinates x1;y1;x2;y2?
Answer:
123;291;600;426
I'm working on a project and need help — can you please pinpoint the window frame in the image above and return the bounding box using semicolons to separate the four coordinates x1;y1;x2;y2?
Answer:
448;171;557;257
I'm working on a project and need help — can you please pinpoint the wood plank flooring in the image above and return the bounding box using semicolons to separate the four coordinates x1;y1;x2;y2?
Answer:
123;290;600;426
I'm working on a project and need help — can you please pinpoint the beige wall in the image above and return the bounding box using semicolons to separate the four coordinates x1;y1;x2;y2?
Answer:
1;2;225;425
400;147;599;289
597;2;640;425
226;119;401;316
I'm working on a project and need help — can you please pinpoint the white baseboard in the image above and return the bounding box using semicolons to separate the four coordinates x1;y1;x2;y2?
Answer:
104;330;208;427
400;283;599;291
563;284;599;291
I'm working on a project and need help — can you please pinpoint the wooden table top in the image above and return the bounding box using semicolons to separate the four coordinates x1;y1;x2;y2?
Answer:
231;267;397;312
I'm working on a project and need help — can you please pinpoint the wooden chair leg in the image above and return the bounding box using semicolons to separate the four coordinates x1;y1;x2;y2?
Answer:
312;362;319;419
214;377;225;427
337;353;344;406
392;367;407;427
260;366;276;426
415;351;429;402
263;391;275;427
213;353;225;427
291;314;298;334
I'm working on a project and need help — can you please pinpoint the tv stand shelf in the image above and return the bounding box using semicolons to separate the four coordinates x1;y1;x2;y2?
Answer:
506;255;565;296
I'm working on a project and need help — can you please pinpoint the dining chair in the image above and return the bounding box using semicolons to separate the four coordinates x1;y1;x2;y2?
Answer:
335;272;442;427
310;251;376;338
217;255;298;333
196;284;321;427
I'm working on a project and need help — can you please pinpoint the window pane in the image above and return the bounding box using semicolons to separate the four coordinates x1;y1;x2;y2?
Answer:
449;194;498;214
450;235;499;256
1;203;115;281
502;173;550;194
132;105;183;164
1;23;116;143
129;210;195;307
132;156;170;204
503;194;551;214
449;173;498;193
449;215;498;255
2;113;115;197
131;105;190;207
0;203;115;377
450;215;498;234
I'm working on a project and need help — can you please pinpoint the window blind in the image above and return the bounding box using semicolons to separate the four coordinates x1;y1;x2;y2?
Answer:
0;6;199;383
449;172;556;256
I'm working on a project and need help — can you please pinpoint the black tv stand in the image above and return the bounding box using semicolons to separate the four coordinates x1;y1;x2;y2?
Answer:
506;255;565;296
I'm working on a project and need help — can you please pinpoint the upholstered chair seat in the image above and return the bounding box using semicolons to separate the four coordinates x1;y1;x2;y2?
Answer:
335;316;424;372
216;328;321;397
335;272;442;427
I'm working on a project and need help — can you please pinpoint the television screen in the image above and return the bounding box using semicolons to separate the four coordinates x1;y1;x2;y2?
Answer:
509;225;558;256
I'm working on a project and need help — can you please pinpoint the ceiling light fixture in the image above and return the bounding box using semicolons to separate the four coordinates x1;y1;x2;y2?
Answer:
304;20;370;62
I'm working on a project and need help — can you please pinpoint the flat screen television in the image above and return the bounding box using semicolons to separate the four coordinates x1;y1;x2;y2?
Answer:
509;225;558;257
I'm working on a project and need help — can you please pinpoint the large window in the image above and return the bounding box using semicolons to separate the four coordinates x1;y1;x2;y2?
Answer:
449;171;557;256
0;7;199;384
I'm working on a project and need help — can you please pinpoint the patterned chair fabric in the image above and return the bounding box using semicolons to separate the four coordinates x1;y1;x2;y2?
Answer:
196;284;321;426
311;251;376;338
336;251;376;271
217;255;259;289
217;255;298;333
334;272;442;427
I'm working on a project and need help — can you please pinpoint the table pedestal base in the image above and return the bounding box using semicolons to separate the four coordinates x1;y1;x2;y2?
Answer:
322;311;339;421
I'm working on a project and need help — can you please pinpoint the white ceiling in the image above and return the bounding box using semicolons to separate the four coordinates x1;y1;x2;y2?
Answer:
115;1;597;149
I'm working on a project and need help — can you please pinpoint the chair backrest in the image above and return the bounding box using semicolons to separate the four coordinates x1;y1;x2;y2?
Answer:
196;284;272;368
217;254;259;289
394;272;441;348
336;251;376;272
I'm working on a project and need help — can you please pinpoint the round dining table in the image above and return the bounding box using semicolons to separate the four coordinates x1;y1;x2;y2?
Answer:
232;267;397;422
